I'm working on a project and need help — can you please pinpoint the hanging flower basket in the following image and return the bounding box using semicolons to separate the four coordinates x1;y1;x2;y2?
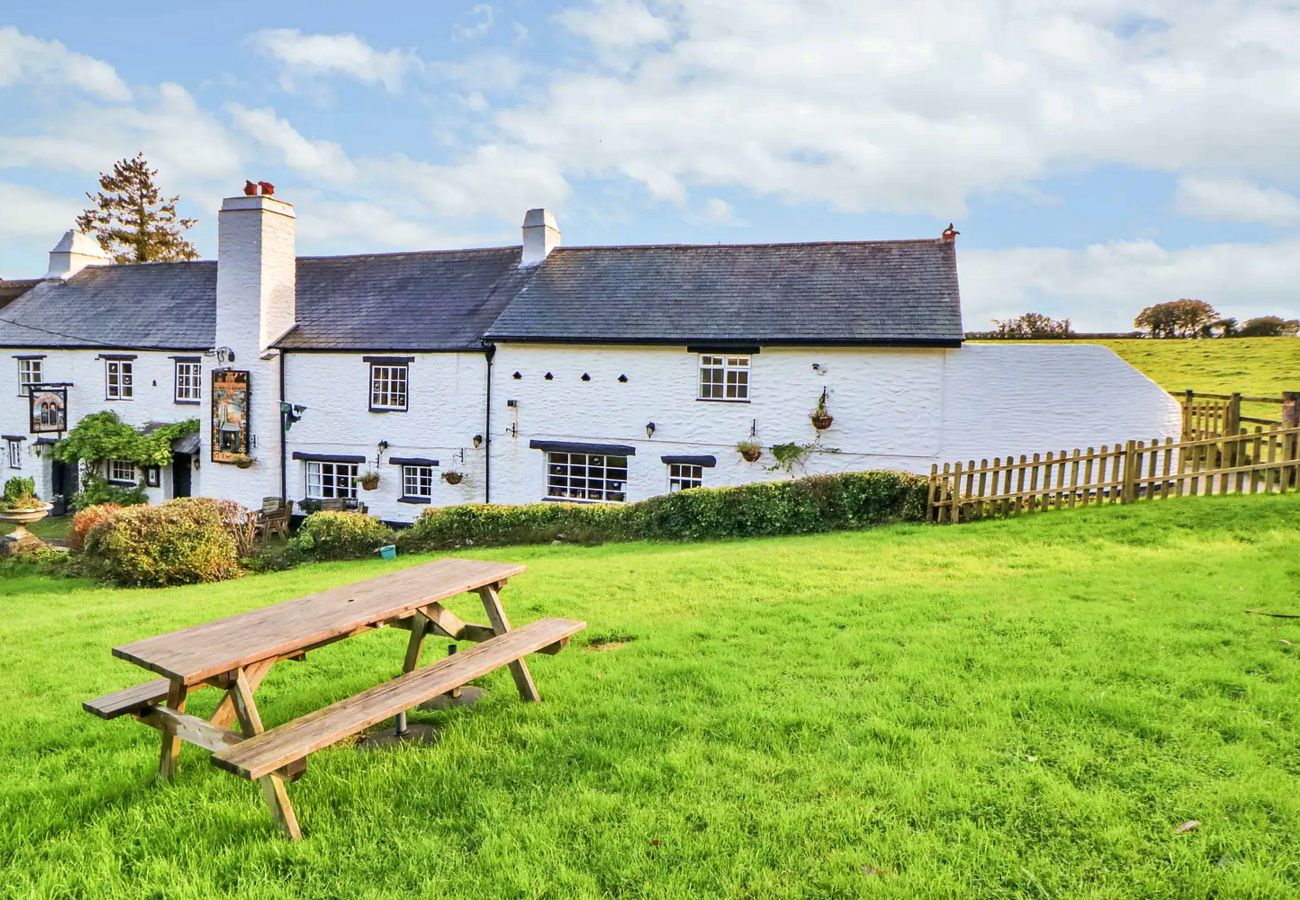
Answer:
358;471;380;491
229;453;254;469
442;471;465;485
736;440;762;463
811;413;834;431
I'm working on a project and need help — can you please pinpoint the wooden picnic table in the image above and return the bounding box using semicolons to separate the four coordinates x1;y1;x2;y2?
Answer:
84;557;586;840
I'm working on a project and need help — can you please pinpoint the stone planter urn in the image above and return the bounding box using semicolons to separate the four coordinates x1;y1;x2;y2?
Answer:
0;501;53;547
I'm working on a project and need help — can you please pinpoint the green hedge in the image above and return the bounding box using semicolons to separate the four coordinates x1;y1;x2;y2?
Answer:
82;497;243;587
287;510;394;561
397;470;927;552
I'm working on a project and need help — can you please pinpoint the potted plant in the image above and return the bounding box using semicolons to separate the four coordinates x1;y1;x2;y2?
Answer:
442;470;465;485
228;452;254;469
810;389;833;431
0;476;52;544
736;439;763;463
358;470;380;491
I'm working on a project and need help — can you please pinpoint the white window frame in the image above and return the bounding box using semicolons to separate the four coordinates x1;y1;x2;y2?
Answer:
305;461;358;500
698;354;750;402
545;451;628;503
668;463;704;492
107;459;136;484
401;464;435;501
6;440;21;470
105;359;134;400
16;358;42;397
369;364;409;411
174;359;202;404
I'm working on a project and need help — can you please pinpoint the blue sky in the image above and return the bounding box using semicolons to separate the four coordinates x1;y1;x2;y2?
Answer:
2;1;1299;330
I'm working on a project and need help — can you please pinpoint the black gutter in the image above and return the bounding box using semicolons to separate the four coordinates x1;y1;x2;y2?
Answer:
279;351;288;502
481;335;965;348
483;342;495;503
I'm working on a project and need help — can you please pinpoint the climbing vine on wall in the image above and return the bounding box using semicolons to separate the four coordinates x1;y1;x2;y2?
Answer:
51;411;199;468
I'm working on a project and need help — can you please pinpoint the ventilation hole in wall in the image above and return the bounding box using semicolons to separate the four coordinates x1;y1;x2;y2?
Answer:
544;372;554;380
581;373;591;381
618;374;628;383
512;371;522;380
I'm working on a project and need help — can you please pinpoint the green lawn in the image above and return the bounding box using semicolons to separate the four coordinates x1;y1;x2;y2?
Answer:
0;514;72;542
3;495;1300;897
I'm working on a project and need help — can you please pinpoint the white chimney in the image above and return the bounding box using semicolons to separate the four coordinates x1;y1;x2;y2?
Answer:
216;193;296;355
521;208;560;266
44;229;108;280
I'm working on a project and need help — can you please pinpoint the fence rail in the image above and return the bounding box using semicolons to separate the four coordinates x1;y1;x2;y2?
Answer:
1176;389;1298;439
928;425;1300;524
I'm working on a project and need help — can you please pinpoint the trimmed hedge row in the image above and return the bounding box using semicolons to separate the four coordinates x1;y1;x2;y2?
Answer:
397;470;927;552
82;498;245;587
287;511;394;561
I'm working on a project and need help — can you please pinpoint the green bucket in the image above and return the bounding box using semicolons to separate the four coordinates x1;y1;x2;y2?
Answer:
377;544;397;561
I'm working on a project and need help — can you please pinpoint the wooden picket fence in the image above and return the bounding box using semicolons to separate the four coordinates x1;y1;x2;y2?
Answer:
1178;389;1293;439
928;424;1300;524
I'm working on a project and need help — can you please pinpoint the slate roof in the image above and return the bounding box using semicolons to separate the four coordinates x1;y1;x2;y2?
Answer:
0;263;216;349
0;236;963;351
0;279;40;310
485;240;963;345
279;247;529;351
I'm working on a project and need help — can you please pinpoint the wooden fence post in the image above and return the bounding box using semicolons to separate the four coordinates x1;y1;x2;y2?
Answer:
1181;389;1194;441
1121;440;1138;504
1283;391;1300;429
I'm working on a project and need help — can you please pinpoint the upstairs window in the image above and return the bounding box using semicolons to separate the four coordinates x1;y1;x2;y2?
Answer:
105;359;133;400
546;451;628;503
6;439;21;470
698;354;750;401
174;359;202;404
108;459;136;485
305;461;357;500
668;463;703;492
370;364;409;411
16;358;42;397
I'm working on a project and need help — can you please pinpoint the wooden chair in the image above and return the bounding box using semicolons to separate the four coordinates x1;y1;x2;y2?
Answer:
255;497;290;543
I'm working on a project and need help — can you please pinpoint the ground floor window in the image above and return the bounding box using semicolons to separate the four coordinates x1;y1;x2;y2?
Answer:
546;451;628;503
107;459;136;484
6;439;20;469
668;463;703;491
401;464;435;501
305;461;357;500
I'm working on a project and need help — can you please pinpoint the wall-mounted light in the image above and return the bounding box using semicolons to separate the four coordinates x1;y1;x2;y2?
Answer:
472;434;483;449
645;421;656;438
378;440;390;452
209;346;236;364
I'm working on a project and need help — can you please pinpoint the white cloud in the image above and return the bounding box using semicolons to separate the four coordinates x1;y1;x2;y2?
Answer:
0;182;80;243
556;0;671;54
248;29;420;93
1175;175;1300;226
227;105;360;186
497;1;1300;217
453;4;496;42
962;237;1300;331
0;27;131;101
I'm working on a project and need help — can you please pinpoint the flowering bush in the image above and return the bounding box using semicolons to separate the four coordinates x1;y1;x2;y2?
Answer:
69;503;123;552
82;497;244;586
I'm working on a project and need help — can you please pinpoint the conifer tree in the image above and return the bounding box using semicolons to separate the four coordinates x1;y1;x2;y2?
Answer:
76;153;199;263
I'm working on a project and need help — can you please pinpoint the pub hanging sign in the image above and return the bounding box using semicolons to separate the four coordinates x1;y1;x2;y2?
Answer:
211;369;251;463
28;385;68;435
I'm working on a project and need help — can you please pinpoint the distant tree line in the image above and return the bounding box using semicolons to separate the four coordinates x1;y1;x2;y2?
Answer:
974;301;1298;340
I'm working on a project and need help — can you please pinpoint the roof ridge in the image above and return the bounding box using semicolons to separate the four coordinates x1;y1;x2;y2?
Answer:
296;245;519;262
551;238;948;252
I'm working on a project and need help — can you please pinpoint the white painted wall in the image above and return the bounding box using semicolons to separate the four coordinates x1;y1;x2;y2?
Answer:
0;348;204;503
485;342;1182;505
282;350;489;521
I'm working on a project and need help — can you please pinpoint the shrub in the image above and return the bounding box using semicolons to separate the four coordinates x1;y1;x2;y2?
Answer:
69;503;122;552
0;476;40;511
288;511;394;561
398;470;927;552
72;473;147;510
82;498;243;586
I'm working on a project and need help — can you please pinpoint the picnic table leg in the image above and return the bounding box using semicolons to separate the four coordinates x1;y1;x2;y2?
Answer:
158;680;188;782
230;667;302;841
476;583;540;702
210;658;276;729
394;611;430;735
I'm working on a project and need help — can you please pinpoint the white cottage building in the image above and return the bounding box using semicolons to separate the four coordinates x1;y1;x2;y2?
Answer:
0;189;1181;522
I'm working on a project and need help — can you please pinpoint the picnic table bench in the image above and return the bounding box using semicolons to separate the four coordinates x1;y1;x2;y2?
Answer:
83;558;585;840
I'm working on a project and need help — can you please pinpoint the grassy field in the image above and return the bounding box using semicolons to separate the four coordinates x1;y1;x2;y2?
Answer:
2;495;1299;897
0;514;72;542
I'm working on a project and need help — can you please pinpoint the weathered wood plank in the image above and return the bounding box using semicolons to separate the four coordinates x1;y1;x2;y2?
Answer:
83;678;171;720
478;584;541;703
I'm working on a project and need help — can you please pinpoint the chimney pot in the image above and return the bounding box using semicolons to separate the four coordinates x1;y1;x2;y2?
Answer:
44;229;109;280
